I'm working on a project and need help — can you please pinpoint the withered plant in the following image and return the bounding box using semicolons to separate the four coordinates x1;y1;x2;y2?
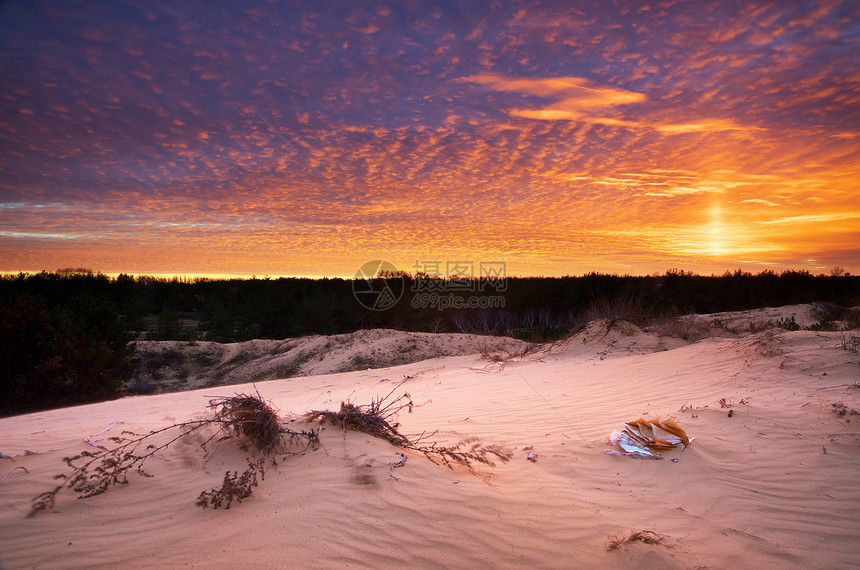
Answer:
307;392;413;447
606;530;669;551
31;388;511;515
195;458;264;509
308;389;512;473
30;391;318;515
208;393;288;453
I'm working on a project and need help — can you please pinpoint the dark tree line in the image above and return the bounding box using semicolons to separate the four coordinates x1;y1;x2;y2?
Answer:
0;281;132;416
1;268;858;416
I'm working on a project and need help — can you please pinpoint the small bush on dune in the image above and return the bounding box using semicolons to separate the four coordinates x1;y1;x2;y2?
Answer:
775;315;800;331
30;391;319;515
607;530;670;551
210;393;284;453
479;343;543;366
307;389;513;473
195;458;264;509
647;316;712;341
308;393;412;447
845;308;860;330
30;388;510;514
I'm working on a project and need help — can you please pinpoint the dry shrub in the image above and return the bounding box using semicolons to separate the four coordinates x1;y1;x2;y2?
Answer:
607;530;669;551
30;421;213;515
31;388;507;515
30;390;319;515
845;308;860;330
194;392;319;509
209;392;283;453
308;390;512;473
196;458;263;509
308;392;412;447
831;402;860;416
840;333;859;352
409;436;513;472
480;343;543;367
648;316;712;341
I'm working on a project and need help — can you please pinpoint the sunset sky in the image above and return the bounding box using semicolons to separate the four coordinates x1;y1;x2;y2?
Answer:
1;0;858;278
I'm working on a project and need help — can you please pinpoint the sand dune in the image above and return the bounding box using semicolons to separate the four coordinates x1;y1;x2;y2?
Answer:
128;329;532;394
2;307;859;568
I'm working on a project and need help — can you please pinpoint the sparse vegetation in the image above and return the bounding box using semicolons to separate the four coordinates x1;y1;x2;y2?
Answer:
307;389;513;473
30;388;510;514
846;310;860;330
647;316;712;341
479;342;543;364
830;402;860;417
747;320;773;333
807;303;857;331
30;391;319;515
840;333;859;353
775;315;800;331
607;530;670;551
195;458;264;509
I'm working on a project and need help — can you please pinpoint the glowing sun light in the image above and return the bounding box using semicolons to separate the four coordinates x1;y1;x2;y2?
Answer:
706;204;728;257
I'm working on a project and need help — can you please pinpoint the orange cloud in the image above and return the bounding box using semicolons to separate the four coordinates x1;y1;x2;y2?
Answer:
457;73;761;137
456;72;645;121
654;119;750;134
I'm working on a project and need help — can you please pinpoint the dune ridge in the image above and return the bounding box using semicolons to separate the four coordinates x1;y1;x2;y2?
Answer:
127;329;532;394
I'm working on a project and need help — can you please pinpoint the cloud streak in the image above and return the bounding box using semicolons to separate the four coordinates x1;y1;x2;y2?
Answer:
457;72;645;121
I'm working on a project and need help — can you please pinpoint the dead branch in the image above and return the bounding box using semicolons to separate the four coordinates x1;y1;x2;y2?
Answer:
30;391;318;515
196;457;264;509
607;530;670;551
0;465;30;485
307;392;512;474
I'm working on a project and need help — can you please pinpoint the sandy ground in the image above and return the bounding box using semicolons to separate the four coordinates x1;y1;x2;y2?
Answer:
1;307;859;569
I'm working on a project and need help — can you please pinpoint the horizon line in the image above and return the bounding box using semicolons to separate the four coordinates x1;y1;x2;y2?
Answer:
1;267;854;281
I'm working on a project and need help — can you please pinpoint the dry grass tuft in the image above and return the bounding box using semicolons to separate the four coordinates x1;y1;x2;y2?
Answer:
308;392;412;447
831;402;860;416
479;342;543;365
196;458;263;509
308;389;512;473
607;530;669;551
30;387;507;514
648;316;714;342
30;388;319;515
209;392;284;453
